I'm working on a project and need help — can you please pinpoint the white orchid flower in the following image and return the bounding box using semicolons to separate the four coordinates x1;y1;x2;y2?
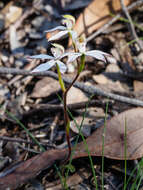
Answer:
28;44;67;73
67;35;114;64
46;15;77;42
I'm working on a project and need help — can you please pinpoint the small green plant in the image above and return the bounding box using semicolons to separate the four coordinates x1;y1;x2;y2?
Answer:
27;15;113;161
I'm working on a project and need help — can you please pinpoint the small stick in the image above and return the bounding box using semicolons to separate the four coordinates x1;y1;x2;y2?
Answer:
120;0;143;51
22;100;111;120
17;144;40;154
0;136;55;148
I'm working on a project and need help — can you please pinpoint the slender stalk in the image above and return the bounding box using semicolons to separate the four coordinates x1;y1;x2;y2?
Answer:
56;63;66;92
101;101;109;190
56;58;80;161
56;62;73;161
124;118;127;190
63;72;80;161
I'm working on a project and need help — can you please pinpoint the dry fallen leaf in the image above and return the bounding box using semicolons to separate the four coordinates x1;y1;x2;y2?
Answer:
70;116;92;137
0;149;68;190
31;77;60;98
75;107;143;160
5;5;22;27
69;0;132;44
1;108;143;189
134;80;143;92
93;77;126;93
92;63;127;93
92;74;108;84
67;86;88;104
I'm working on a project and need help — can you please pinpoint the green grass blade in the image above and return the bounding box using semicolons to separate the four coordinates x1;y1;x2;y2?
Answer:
135;159;143;190
101;101;109;190
110;13;143;32
127;37;143;46
124;117;127;190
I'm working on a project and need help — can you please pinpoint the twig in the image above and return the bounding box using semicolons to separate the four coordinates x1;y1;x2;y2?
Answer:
120;0;143;51
0;136;55;148
1;67;143;106
0;136;33;144
50;113;60;142
87;0;143;42
17;144;40;154
123;72;143;80
22;100;111;119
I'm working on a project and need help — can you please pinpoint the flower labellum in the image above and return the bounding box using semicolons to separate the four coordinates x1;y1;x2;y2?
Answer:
62;14;75;30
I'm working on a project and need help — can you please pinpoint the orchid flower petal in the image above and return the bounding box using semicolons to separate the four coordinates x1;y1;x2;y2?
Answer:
56;60;67;73
45;26;66;32
48;30;68;41
85;50;110;62
67;52;81;63
32;60;55;72
28;54;54;60
60;52;70;59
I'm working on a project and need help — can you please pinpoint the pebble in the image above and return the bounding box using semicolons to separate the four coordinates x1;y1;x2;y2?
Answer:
31;16;45;28
29;31;43;39
5;6;22;27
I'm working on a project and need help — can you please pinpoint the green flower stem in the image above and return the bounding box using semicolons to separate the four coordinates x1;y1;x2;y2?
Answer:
78;54;85;74
56;63;66;92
